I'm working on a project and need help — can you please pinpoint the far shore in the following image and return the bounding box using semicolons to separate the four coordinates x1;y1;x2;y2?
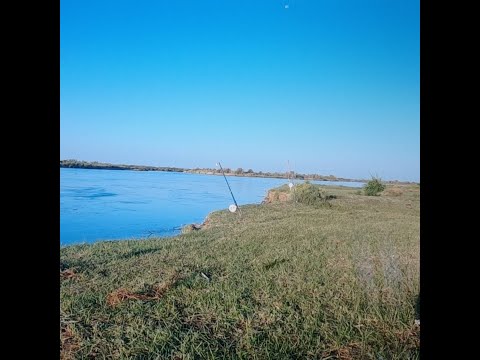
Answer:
60;160;416;185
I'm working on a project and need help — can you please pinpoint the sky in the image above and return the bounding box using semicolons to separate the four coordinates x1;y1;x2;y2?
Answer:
60;0;419;182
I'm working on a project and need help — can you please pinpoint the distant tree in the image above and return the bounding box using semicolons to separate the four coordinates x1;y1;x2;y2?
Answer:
246;169;254;173
235;168;244;175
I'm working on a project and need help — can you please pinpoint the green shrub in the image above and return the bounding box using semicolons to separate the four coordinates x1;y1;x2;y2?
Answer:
364;177;386;196
294;183;335;207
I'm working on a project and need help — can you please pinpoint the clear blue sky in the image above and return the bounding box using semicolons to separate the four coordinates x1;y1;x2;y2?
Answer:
61;0;419;182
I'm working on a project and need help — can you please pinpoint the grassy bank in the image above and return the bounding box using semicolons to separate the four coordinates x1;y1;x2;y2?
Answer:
60;184;420;359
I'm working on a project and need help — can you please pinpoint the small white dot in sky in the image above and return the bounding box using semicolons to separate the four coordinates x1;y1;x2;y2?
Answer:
285;5;289;9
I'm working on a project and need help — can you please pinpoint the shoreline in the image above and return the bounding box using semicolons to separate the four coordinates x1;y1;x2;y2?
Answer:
60;164;365;182
60;161;416;185
60;182;367;247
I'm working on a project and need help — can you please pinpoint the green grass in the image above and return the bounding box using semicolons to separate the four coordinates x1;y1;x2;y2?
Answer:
61;184;420;359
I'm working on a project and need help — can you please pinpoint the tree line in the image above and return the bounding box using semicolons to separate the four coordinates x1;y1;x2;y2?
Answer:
60;159;373;183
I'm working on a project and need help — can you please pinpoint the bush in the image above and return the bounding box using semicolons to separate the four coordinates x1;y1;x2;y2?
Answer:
364;177;386;196
293;183;335;207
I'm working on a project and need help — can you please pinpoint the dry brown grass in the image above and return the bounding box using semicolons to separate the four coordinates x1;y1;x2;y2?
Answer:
263;189;291;203
323;342;363;360
383;187;404;197
60;324;80;360
106;274;179;307
60;269;78;281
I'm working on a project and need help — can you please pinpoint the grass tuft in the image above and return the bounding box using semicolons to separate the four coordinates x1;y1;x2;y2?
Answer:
364;176;386;196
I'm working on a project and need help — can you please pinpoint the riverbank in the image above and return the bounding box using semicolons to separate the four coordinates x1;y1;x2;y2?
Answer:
61;184;420;359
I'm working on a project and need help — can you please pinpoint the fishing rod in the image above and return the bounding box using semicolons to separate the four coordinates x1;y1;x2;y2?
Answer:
216;162;240;213
287;160;294;187
287;160;296;204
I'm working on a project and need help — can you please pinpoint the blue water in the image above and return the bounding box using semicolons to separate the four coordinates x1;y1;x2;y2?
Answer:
60;168;364;245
